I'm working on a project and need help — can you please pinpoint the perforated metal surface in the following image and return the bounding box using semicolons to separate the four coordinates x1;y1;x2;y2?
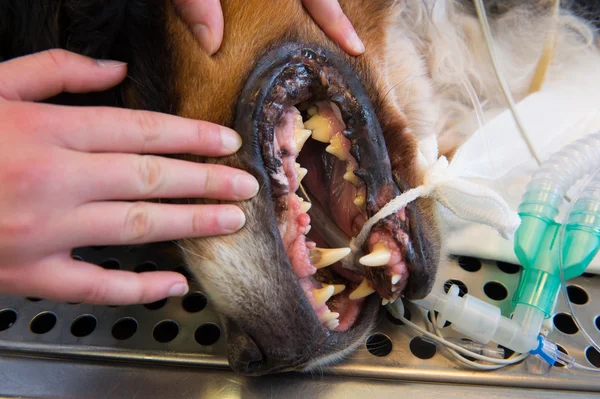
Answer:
1;243;600;395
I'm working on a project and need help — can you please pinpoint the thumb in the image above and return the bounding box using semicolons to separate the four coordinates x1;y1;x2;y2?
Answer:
0;49;128;102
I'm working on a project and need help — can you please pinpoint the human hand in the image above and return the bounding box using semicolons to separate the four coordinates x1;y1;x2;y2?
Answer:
172;0;364;56
0;49;259;305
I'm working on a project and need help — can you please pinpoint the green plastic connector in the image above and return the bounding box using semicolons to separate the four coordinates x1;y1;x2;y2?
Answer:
513;215;561;317
514;213;600;318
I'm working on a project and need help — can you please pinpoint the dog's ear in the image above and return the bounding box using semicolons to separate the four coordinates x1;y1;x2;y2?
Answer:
0;0;60;62
0;0;177;113
0;0;130;61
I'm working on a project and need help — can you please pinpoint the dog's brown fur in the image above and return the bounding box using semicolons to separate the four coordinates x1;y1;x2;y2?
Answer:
2;0;600;376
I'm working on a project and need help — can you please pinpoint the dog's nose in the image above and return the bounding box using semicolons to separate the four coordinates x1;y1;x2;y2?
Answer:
227;323;265;374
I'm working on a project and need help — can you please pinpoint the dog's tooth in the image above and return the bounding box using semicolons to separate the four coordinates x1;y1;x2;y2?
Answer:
319;310;340;323
304;114;333;143
309;247;351;269
295;128;312;152
391;286;398;293
343;168;361;187
349;279;376;300
305;225;312;234
307;106;318;116
326;319;339;330
293;108;304;130
295;162;308;182
300;201;312;213
325;136;347;161
359;242;392;267
391;274;402;285
332;284;346;295
382;298;390;306
353;194;366;209
313;285;335;307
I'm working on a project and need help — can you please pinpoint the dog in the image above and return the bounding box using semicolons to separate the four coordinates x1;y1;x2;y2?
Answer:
2;0;599;376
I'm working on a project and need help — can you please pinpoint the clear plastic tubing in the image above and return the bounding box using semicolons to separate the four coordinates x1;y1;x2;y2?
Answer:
513;131;600;351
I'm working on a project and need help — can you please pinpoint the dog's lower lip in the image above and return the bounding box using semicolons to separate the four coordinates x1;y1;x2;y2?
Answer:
233;42;419;337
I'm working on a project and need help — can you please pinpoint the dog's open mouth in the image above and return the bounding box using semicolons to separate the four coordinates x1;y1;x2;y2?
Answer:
235;43;420;334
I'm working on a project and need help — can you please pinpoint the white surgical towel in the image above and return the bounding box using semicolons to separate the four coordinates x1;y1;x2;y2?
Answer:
441;86;600;273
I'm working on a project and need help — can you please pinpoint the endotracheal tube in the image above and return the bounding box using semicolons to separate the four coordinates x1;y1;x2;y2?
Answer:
389;132;600;370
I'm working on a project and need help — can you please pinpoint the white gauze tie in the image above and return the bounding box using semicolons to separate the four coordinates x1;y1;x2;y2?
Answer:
347;135;521;260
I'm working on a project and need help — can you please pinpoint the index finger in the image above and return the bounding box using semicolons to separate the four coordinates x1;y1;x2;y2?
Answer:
302;0;365;56
29;102;243;157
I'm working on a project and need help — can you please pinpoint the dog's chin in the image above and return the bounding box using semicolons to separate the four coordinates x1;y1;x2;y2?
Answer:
209;42;437;375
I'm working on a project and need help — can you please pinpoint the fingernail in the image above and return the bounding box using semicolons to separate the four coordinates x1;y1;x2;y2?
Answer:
193;24;217;55
168;283;189;297
96;59;128;68
233;174;259;198
221;128;243;153
218;208;246;232
346;31;365;55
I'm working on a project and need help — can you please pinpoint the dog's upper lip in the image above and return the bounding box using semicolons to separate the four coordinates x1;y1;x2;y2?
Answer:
226;42;433;371
234;41;432;295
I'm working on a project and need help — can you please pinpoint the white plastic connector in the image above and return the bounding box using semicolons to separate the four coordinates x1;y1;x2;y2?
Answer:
412;285;541;354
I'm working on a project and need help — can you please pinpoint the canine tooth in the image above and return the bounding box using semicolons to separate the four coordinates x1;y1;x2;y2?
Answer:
295;162;308;182
305;225;312;234
313;285;335;306
309;247;351;269
326;319;339;330
325;136;347;161
300;201;312;213
343;169;361;187
295;128;312;152
391;286;398;293
304;114;333;143
359;242;392;267
307;106;318;116
382;298;390;306
349;279;375;300
391;274;402;285
332;284;346;295
353;194;366;209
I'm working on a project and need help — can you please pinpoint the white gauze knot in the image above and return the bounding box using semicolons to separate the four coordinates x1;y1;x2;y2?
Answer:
347;135;521;260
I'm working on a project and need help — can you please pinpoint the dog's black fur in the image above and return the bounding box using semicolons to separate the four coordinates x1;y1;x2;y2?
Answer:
0;0;177;113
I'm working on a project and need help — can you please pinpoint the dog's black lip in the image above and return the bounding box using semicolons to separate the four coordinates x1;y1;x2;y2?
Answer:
229;41;428;372
237;41;431;299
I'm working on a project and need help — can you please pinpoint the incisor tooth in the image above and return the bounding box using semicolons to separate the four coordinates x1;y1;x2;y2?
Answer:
332;284;346;295
353;194;366;209
300;201;312;213
305;225;312;234
325;136;347;161
293;109;304;130
349;279;375;300
295;128;312;152
391;274;401;285
295;163;308;182
304;114;333;143
326;319;339;330
343;169;361;187
319;310;340;323
309;247;351;269
359;242;392;267
313;285;335;306
382;298;390;306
